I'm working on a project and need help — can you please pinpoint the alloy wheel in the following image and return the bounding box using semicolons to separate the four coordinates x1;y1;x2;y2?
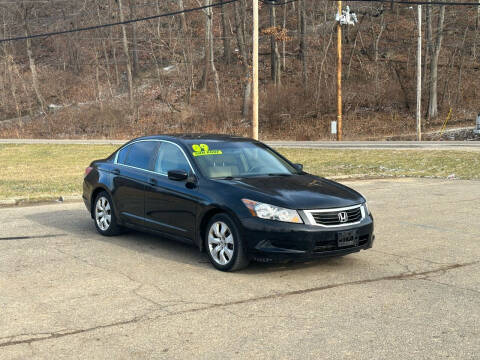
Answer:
208;221;234;265
95;196;112;231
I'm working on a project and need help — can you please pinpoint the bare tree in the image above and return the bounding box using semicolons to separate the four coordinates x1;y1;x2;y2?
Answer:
373;6;385;97
176;0;188;33
428;3;446;119
118;0;134;109
220;2;231;64
234;0;251;119
109;0;121;88
473;0;480;59
96;0;113;98
208;2;221;101
269;6;281;85
0;9;7;113
7;56;21;118
299;0;307;88
282;4;287;71
94;43;103;109
18;2;45;112
200;0;221;101
172;0;194;103
129;0;139;77
424;0;432;85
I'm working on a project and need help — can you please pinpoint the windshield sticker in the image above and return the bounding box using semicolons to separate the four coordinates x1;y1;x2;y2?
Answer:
192;144;223;157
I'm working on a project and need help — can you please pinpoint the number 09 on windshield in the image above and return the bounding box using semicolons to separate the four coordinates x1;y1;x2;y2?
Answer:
192;144;223;157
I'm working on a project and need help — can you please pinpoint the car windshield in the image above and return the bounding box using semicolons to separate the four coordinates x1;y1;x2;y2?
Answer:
186;140;298;179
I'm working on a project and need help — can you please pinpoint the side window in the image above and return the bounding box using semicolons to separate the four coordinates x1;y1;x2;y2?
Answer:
122;141;157;170
155;142;190;174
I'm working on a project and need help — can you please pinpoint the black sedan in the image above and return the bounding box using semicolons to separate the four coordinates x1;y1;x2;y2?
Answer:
83;135;374;271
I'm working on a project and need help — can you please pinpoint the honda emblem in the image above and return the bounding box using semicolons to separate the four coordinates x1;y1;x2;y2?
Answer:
338;211;349;223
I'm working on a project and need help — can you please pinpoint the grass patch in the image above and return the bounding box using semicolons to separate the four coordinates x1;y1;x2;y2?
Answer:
0;144;117;200
277;148;480;180
0;144;478;201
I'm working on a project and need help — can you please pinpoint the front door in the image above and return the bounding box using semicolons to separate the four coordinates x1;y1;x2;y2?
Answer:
144;142;198;242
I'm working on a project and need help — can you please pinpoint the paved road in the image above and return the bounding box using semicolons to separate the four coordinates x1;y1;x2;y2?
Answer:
1;178;479;359
1;138;479;150
269;140;480;150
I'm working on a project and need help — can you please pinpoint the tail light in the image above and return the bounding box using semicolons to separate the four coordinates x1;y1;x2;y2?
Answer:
85;166;93;177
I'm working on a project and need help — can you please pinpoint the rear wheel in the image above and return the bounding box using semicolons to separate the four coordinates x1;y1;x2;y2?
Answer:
93;191;122;236
205;214;249;272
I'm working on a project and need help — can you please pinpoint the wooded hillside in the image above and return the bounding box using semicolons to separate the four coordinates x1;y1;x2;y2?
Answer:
0;0;479;140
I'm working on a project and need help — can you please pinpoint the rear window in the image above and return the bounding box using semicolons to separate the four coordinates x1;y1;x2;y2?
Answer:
117;146;130;164
117;141;157;170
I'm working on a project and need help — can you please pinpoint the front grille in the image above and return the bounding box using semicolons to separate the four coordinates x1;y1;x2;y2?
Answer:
306;205;363;227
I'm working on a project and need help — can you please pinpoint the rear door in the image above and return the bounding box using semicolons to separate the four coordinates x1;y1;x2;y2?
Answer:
144;141;198;241
113;141;158;227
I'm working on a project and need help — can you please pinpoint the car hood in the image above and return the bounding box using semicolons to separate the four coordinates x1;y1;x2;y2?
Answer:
223;174;364;210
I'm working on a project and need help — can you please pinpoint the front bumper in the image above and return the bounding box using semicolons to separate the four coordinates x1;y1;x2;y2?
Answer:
239;215;374;262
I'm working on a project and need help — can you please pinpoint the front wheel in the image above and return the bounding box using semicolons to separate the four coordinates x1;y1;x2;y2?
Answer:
93;191;122;236
205;214;249;272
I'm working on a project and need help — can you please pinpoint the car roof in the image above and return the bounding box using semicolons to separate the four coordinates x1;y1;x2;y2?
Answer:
130;134;255;143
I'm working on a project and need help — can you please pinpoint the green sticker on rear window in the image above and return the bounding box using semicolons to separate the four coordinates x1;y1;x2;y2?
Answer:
192;144;223;157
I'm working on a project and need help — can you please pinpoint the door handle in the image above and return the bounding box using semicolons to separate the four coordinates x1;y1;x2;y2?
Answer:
148;178;158;186
112;169;120;175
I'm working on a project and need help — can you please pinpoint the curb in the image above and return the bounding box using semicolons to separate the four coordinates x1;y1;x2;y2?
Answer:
0;195;83;208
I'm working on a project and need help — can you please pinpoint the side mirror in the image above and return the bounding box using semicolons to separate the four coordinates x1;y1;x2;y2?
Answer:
293;163;303;172
186;172;198;189
168;170;188;181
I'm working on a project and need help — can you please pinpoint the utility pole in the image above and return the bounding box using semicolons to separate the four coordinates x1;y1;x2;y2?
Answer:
334;5;356;141
252;0;259;140
337;0;343;141
416;5;422;141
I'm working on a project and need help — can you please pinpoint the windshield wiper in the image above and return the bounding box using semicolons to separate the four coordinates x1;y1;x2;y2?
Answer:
213;176;236;180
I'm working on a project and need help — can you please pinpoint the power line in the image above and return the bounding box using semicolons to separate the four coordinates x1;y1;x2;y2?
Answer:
0;0;296;29
260;0;298;5
0;0;240;44
1;0;477;44
263;0;480;6
0;0;80;3
340;0;480;6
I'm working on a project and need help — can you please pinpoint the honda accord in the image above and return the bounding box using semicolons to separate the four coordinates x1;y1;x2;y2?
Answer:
83;135;374;271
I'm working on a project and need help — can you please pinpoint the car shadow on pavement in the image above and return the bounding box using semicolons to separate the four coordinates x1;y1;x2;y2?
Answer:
26;208;361;273
244;255;360;274
25;208;209;268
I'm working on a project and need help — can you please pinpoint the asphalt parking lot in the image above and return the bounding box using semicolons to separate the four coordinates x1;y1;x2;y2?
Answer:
1;178;479;359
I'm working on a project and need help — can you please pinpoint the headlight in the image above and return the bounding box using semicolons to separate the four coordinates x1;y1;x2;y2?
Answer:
241;199;303;224
363;201;371;215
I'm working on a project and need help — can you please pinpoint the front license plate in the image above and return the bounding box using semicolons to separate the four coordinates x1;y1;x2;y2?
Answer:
337;230;359;248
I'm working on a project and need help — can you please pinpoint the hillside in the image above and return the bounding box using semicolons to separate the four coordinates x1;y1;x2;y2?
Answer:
0;0;479;140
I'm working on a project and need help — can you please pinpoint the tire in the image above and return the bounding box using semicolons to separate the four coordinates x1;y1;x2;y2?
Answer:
93;191;122;236
205;213;250;272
